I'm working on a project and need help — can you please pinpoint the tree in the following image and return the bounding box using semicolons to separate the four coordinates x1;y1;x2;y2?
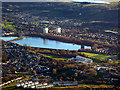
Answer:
75;72;78;77
53;69;57;74
88;69;97;77
118;44;120;59
33;70;36;76
2;52;7;63
92;44;98;50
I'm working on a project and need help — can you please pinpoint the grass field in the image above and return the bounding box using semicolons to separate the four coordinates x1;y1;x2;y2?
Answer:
115;59;120;64
42;54;68;60
2;21;15;31
2;82;19;90
80;52;111;62
2;23;6;28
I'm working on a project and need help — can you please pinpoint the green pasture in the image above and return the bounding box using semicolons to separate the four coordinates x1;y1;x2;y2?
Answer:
80;52;111;62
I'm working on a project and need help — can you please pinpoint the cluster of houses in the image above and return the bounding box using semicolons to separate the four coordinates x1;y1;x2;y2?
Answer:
0;77;22;87
16;81;79;89
92;65;119;82
104;77;119;82
68;56;93;64
2;41;50;75
53;81;78;87
34;65;50;73
3;11;117;47
93;66;108;71
94;47;110;54
16;81;53;89
2;32;14;36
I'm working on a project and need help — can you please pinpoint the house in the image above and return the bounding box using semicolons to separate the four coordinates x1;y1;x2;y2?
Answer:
2;83;5;86
16;84;21;87
11;80;14;82
20;83;25;86
95;66;108;71
37;84;42;87
23;85;27;88
25;82;28;85
53;81;60;85
43;83;48;86
4;32;14;35
28;81;32;84
27;84;31;87
31;82;35;86
111;78;118;81
34;81;39;85
31;85;35;88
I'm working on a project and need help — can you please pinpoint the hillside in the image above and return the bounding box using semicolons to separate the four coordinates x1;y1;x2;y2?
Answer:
2;2;118;24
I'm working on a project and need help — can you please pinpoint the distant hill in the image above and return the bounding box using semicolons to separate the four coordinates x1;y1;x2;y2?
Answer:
2;2;118;24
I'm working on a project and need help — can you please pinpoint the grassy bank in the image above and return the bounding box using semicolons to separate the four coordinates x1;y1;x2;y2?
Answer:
2;82;19;90
2;21;16;31
53;84;114;89
41;54;68;60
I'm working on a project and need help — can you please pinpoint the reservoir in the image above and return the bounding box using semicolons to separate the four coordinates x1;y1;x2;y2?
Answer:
0;37;91;50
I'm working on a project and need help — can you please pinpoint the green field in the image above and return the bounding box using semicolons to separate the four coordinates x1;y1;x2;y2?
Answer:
115;59;120;64
2;23;6;28
2;21;15;31
80;52;111;62
42;54;68;60
2;82;19;90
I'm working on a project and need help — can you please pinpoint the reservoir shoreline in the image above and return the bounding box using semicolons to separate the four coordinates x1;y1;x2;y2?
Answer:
1;36;92;50
8;36;28;42
1;33;116;49
25;34;115;49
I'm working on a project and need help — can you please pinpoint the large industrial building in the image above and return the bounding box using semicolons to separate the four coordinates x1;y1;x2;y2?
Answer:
43;27;48;33
42;26;61;34
68;56;93;64
56;27;61;34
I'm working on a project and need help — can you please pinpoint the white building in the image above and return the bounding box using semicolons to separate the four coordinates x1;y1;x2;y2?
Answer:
23;85;27;88
28;81;32;84
95;66;107;71
43;83;48;86
31;82;35;86
31;85;35;88
27;84;31;87
43;27;48;34
56;27;61;33
20;83;25;86
40;21;49;24
16;84;21;87
34;82;39;85
25;82;28;85
68;56;93;64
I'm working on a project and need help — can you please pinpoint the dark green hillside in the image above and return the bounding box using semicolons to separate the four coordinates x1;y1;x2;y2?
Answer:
2;2;118;23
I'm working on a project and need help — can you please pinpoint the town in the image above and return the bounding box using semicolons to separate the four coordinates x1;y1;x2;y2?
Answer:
1;2;120;90
1;40;119;89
